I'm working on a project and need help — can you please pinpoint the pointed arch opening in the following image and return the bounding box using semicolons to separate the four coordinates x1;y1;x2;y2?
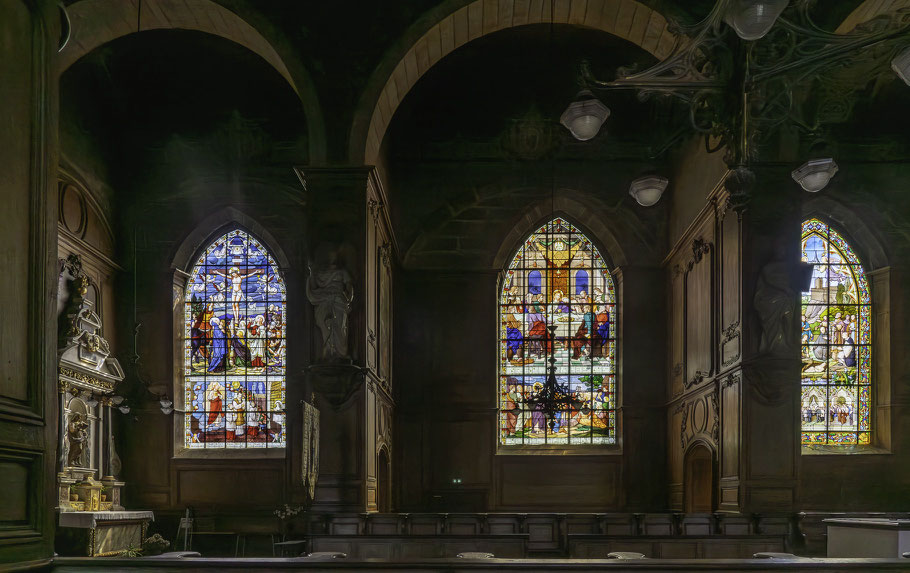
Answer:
183;228;287;450
800;218;872;447
499;217;616;446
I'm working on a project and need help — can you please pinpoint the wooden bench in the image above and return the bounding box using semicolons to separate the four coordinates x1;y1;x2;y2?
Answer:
568;534;787;559
308;533;529;559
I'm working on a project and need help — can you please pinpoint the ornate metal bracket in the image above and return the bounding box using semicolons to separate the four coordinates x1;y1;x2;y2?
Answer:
582;0;910;172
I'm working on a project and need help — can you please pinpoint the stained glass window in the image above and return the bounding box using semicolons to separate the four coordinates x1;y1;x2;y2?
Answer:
800;219;871;447
184;229;286;449
499;218;616;446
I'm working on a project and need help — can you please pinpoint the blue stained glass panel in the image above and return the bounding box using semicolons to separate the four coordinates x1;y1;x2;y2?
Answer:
184;229;286;449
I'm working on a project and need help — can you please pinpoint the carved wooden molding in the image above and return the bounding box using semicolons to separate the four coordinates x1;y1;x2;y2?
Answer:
685;370;708;390
687;238;712;271
711;392;720;443
721;372;741;388
721;320;742;368
721;320;740;343
378;242;392;268
368;198;384;223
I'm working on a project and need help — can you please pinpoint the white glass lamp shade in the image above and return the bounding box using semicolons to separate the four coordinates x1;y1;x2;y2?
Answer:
629;175;669;206
792;158;838;192
892;46;910;86
725;0;789;41
560;90;610;141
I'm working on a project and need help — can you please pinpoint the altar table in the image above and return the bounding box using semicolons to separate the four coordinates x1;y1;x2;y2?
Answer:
58;510;154;557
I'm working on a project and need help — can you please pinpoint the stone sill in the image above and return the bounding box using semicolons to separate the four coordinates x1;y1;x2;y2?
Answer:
496;445;622;456
801;445;891;456
172;447;286;460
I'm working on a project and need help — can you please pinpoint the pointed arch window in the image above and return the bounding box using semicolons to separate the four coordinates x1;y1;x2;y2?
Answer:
800;218;871;447
499;217;616;446
184;228;286;449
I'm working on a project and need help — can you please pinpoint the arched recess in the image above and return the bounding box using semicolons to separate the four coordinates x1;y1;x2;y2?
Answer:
492;192;637;270
802;195;889;271
350;0;682;165
683;441;715;513
171;207;291;274
171;210;290;456
377;447;391;513
60;0;326;163
498;214;619;446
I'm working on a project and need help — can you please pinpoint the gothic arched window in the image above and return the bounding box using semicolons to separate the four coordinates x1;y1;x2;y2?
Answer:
500;217;616;446
184;229;286;449
800;218;871;446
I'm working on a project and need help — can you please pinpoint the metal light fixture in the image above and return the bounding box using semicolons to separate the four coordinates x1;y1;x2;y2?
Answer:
86;394;99;408
892;46;910;86
560;90;610;141
629;175;669;206
792;158;838;192
724;0;789;41
526;325;585;430
118;404;131;414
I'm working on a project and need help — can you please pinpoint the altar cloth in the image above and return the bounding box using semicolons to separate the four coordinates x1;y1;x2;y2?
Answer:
59;510;155;529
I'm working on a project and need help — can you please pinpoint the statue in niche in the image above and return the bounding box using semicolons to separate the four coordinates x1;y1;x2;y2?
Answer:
754;239;796;356
306;247;354;361
66;412;90;468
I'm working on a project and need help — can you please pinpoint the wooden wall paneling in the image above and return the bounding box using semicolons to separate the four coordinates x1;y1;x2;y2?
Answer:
719;199;742;372
719;371;742;512
669;265;685;399
0;0;59;565
684;236;714;389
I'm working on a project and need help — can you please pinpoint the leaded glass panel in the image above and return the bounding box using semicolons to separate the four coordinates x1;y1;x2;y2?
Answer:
184;229;286;449
800;218;871;447
499;218;616;446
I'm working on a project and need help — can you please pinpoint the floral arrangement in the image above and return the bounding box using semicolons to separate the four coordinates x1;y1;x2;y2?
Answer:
273;504;305;520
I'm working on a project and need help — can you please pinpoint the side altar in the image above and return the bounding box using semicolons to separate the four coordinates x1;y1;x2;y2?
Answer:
55;261;154;556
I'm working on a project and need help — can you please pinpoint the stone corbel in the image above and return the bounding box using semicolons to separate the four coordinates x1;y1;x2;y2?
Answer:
305;363;367;409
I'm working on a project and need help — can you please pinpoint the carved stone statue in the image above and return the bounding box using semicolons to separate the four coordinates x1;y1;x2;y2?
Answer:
306;250;354;361
66;412;90;468
754;242;796;356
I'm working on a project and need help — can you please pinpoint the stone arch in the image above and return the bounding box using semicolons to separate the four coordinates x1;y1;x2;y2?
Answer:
492;195;629;270
350;0;681;165
802;195;889;270
60;0;326;163
171;206;291;274
836;0;910;34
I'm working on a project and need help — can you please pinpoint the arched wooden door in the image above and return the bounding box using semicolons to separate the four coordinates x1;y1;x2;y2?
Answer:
684;443;715;513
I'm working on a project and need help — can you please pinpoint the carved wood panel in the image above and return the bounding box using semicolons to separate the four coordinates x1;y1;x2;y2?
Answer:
719;203;741;369
685;238;714;389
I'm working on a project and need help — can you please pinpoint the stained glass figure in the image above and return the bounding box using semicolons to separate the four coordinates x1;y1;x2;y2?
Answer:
184;229;286;449
499;218;616;445
800;219;871;446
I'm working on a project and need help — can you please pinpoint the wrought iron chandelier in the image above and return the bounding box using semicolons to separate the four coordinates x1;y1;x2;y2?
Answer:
567;0;910;201
525;325;586;431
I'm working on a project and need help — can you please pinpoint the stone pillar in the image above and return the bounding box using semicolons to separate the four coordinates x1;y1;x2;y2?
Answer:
735;170;802;513
295;167;396;512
